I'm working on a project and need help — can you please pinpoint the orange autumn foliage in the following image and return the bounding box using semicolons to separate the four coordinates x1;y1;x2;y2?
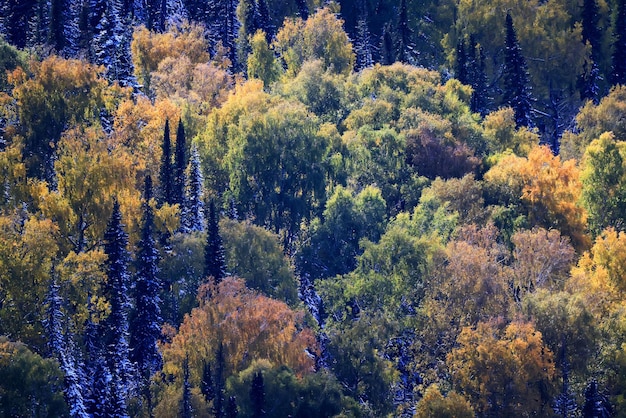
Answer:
161;277;317;384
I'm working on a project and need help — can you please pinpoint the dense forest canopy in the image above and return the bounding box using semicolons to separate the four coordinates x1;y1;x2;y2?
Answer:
2;0;626;416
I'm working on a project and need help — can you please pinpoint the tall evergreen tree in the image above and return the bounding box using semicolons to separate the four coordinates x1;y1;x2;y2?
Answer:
207;0;239;69
28;0;50;48
468;36;489;115
380;23;395;65
181;356;193;418
102;200;132;417
173;119;187;208
130;175;162;416
582;0;601;60
184;144;205;232
214;342;226;418
201;361;215;405
582;380;612;418
354;0;374;71
0;0;37;48
296;0;308;20
47;0;67;52
204;200;226;283
250;370;265;418
226;396;238;418
455;38;468;84
502;12;534;127
159;120;174;205
612;0;626;85
395;0;416;64
256;0;272;40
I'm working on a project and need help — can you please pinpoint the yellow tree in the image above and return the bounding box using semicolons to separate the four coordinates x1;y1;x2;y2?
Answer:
485;145;589;249
447;320;556;417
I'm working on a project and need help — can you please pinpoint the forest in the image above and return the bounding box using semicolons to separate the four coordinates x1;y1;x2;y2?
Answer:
1;0;626;416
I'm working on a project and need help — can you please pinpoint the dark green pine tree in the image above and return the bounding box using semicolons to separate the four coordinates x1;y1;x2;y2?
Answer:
0;0;37;48
159;120;174;205
256;0;273;40
47;0;66;52
395;0;416;64
455;38;468;84
102;200;132;418
207;0;239;70
612;0;626;85
184;144;205;232
582;0;601;60
130;175;162;416
250;370;265;418
214;342;226;418
173;119;187;208
354;0;373;71
201;361;215;405
226;396;238;418
582;380;612;418
181;356;193;418
380;23;395;65
204;200;226;283
296;0;308;19
502;12;534;128
468;36;489;116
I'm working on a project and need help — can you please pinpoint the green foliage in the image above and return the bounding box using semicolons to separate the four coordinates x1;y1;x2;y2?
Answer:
247;30;282;89
0;337;68;417
220;218;299;305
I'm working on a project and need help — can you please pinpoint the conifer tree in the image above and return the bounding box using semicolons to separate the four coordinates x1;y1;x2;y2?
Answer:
296;0;308;20
380;23;395;65
226;396;238;418
214;342;226;418
582;380;612;418
502;12;534;127
207;0;239;69
181;356;193;418
45;274;90;417
612;0;626;85
250;370;265;417
237;0;260;69
47;0;67;52
469;36;489;115
204;200;226;283
184;144;205;232
395;0;415;64
582;0;601;60
0;0;37;48
354;0;373;71
159;120;174;205
173;119;187;208
130;175;162;415
201;361;215;405
102;200;132;417
256;0;272;40
455;38;468;84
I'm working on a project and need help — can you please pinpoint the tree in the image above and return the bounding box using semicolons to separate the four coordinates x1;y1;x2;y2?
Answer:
173;119;187;209
250;370;265;417
181;356;193;418
583;380;612;418
159;119;174;205
414;385;474;418
227;396;238;418
201;361;215;405
447;320;556;416
102;200;132;417
184;144;205;232
130;176;163;415
0;337;68;417
612;0;626;85
247;30;282;88
204;200;226;283
395;0;416;64
582;0;602;61
502;12;534;127
353;0;373;71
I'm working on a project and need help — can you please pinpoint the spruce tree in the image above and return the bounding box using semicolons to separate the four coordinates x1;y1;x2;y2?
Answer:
45;274;90;417
380;23;395;65
612;0;626;85
256;0;272;40
173;119;187;208
214;342;226;418
130;175;162;415
469;36;489;115
102;200;132;417
582;380;612;418
250;370;265;417
502;12;534;127
0;0;37;48
204;200;226;283
395;0;416;64
159;119;174;205
201;361;215;405
181;356;193;418
354;0;373;71
582;0;601;60
455;38;468;84
226;396;238;418
296;0;308;19
184;144;205;232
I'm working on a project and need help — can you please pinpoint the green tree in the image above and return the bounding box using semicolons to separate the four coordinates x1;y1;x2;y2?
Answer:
247;30;282;89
